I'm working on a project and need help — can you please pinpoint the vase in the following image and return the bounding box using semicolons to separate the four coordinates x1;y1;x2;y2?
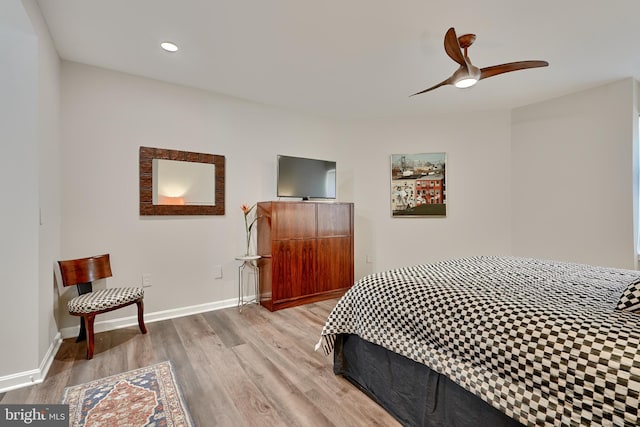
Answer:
245;234;251;257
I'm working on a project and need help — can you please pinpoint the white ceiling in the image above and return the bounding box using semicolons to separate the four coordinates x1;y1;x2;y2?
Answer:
36;0;640;118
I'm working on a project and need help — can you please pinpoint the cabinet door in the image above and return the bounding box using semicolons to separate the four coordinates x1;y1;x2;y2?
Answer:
272;239;317;300
317;203;352;237
273;202;316;240
317;237;353;292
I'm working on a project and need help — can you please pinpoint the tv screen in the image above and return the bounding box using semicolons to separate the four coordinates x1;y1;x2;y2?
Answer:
277;155;336;200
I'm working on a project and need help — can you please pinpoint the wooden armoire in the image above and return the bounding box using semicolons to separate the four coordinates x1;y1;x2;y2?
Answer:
256;201;354;311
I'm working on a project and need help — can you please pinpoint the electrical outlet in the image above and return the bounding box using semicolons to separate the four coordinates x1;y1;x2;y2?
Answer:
142;273;152;287
213;265;222;279
366;255;374;264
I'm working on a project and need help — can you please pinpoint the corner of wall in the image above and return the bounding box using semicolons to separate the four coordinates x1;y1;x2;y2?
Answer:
0;333;61;393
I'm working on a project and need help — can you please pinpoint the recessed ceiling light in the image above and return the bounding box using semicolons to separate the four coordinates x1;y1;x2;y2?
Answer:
160;41;179;52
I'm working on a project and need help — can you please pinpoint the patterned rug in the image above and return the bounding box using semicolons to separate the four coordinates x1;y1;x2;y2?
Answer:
62;361;193;427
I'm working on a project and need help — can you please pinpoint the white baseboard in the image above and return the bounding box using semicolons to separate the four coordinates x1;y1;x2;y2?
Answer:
58;297;239;339
1;297;244;393
0;333;62;393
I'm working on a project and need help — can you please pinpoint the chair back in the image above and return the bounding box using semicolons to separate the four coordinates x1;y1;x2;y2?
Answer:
58;254;113;287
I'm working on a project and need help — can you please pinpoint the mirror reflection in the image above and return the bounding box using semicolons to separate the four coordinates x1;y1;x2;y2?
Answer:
152;159;216;206
139;146;225;216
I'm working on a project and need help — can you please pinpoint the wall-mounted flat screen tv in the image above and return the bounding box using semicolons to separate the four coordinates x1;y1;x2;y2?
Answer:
277;155;336;200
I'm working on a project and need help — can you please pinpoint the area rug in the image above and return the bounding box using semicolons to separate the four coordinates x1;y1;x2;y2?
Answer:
62;361;193;427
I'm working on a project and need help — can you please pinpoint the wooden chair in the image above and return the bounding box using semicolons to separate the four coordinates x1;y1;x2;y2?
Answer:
58;254;147;359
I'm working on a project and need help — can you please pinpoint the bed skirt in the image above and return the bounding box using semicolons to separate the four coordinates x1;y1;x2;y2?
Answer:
333;334;525;427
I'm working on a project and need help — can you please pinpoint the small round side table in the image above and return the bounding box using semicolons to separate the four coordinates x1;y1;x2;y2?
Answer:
235;255;261;311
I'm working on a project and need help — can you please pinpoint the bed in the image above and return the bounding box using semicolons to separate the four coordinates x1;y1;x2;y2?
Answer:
316;256;640;426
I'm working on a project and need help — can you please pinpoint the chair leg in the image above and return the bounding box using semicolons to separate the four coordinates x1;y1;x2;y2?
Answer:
75;283;92;343
84;314;96;360
76;318;87;343
136;300;147;334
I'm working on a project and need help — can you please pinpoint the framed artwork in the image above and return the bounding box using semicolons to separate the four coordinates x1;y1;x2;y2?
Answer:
391;153;446;217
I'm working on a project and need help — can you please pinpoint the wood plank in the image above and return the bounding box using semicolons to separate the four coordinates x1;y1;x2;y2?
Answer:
202;309;246;348
232;341;334;426
0;299;399;426
171;315;247;426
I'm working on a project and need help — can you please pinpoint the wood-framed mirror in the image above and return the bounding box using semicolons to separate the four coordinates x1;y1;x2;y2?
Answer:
139;146;225;215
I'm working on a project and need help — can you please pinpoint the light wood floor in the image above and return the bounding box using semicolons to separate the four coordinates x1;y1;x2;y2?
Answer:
0;299;400;426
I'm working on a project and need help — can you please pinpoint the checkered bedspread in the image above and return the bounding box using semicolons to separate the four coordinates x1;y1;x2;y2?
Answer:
317;256;640;426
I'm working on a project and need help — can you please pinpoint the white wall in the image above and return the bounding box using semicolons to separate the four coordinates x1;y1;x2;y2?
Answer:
61;61;639;330
345;112;513;277
60;62;516;331
511;79;638;269
0;1;39;382
24;0;62;379
59;61;352;329
0;0;61;392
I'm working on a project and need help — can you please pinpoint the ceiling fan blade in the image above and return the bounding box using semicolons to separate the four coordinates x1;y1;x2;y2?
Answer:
479;60;549;80
444;27;466;66
410;77;453;97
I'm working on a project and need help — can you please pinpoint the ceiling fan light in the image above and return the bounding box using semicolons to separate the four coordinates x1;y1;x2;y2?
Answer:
454;78;478;88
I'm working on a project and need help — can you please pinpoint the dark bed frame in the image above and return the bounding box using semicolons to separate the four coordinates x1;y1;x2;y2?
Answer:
334;334;525;427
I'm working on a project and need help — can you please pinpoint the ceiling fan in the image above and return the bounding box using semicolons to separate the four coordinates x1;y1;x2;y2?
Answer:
411;27;548;96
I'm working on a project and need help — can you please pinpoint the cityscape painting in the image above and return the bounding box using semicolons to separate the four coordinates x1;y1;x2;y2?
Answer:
391;152;446;217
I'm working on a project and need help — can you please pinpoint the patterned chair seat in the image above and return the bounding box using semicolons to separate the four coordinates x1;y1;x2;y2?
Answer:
59;254;147;359
68;287;144;314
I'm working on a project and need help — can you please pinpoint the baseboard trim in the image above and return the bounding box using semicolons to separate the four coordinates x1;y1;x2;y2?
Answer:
1;297;245;393
0;333;62;393
59;297;240;339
